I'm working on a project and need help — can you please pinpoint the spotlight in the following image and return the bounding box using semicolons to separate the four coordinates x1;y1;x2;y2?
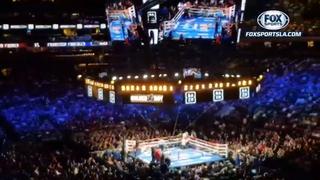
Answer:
178;80;182;84
127;75;131;79
236;74;241;78
143;74;148;79
225;74;230;78
112;76;117;81
204;73;209;77
174;73;179;77
77;74;82;79
134;75;139;79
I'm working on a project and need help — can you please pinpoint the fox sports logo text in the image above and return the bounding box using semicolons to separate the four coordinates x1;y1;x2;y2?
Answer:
257;10;290;30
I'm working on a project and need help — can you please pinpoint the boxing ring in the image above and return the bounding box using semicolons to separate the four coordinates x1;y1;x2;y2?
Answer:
125;133;228;168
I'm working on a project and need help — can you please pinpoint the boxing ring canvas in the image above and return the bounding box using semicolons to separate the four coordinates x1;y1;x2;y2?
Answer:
135;147;224;168
126;133;228;168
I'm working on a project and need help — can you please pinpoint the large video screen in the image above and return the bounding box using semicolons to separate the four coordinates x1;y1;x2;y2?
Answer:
107;8;135;41
163;5;237;40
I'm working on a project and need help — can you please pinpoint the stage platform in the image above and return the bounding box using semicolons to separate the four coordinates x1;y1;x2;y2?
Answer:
134;147;224;168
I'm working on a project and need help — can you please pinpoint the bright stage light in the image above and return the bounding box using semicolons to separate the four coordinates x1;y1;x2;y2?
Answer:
163;85;167;91
112;76;117;81
127;75;131;79
134;75;139;79
143;74;148;79
174;73;179;77
225;74;230;78
204;73;209;77
236;74;241;78
77;74;82;80
242;80;247;86
178;80;182;84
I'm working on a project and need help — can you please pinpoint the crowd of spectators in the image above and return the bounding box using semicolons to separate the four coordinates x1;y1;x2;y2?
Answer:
0;56;319;179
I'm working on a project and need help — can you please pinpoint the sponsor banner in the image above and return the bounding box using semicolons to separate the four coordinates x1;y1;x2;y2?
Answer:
0;43;20;49
245;31;302;38
130;94;164;103
257;10;289;30
243;10;302;39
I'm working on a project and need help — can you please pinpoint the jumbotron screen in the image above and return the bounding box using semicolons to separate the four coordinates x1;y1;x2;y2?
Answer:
106;6;137;41
163;5;237;40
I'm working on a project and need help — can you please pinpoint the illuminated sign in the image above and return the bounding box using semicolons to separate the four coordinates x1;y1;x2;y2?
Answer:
0;43;20;49
28;24;34;30
87;85;93;97
147;11;157;24
100;24;107;29
245;10;302;38
47;42;67;47
35;25;52;29
130;94;164;103
52;24;59;29
213;89;224;102
3;24;9;30
67;42;86;47
148;29;159;45
60;24;76;29
109;91;116;104
257;10;289;30
239;87;250;99
97;88;104;100
185;91;197;104
10;25;27;29
84;24;100;29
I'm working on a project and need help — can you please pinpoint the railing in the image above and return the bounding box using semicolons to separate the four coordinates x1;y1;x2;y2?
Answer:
163;7;186;36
